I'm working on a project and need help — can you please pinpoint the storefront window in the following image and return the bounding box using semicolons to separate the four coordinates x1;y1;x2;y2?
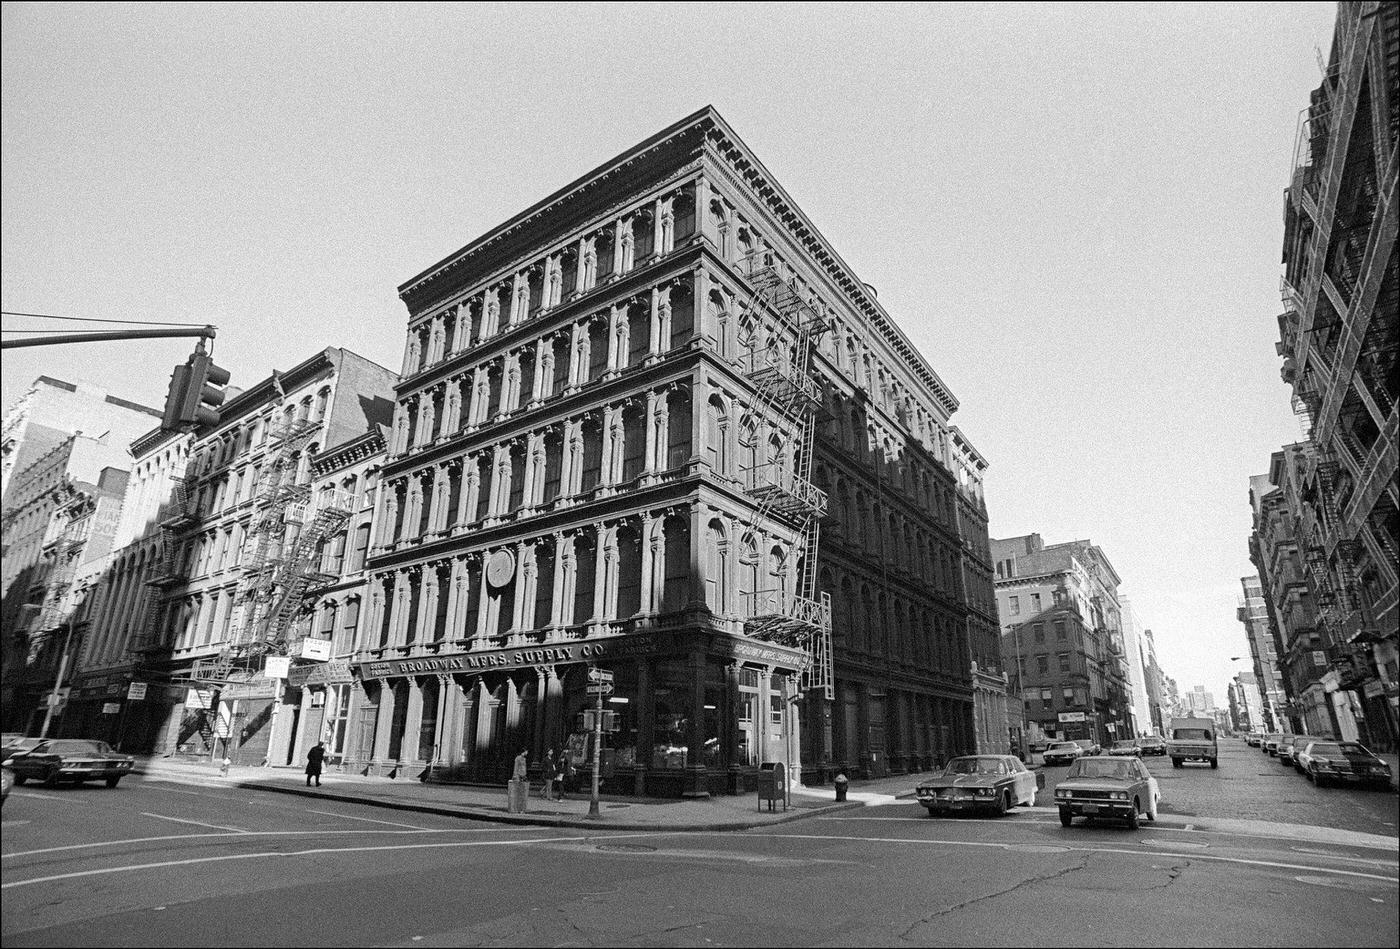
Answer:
324;684;349;757
608;661;638;768
738;667;760;766
652;660;691;769
418;677;438;762
703;663;723;769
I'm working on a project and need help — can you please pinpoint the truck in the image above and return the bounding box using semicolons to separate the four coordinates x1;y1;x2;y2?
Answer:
1166;716;1218;769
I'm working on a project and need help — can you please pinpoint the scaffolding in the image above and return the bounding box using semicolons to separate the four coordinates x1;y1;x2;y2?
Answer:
734;254;833;700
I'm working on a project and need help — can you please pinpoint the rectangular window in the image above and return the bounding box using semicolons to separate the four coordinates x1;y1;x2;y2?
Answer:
1062;687;1075;705
1036;655;1049;674
1008;595;1020;616
1040;688;1053;706
1032;623;1045;643
1030;593;1041;612
1058;653;1071;673
339;599;360;653
1054;620;1067;640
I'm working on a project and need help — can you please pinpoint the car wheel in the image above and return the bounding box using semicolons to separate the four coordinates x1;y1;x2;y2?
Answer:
1127;799;1141;830
1305;766;1315;784
105;776;121;789
995;790;1010;816
1210;759;1218;769
43;768;60;788
1059;807;1073;828
1172;758;1182;768
924;806;938;818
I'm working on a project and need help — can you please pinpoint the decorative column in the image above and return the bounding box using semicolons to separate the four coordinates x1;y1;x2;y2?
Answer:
372;679;397;770
568;321;586;390
532;666;548;760
459;462;479;527
605;304;624;376
417;565;438;644
530;338;547;406
591;526;609;626
639;513;656;615
481;288;500;338
657;285;673;353
400;678;425;764
724;662;741;792
556;536;575;627
641;390;659;478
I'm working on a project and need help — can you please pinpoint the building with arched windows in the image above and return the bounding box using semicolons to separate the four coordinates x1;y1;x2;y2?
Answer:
353;107;1001;794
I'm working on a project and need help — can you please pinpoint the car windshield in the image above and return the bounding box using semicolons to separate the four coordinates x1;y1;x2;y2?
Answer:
1306;743;1341;756
946;757;1006;775
1069;758;1135;780
1112;741;1136;749
1334;743;1371;756
1136;738;1160;745
36;740;115;755
1048;742;1076;751
1172;728;1212;741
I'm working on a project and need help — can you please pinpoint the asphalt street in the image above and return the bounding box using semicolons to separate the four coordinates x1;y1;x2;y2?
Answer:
2;739;1396;947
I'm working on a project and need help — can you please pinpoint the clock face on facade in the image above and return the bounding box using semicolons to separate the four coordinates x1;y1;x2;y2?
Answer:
486;548;516;587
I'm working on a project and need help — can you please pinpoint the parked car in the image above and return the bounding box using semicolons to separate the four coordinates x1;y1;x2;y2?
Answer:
5;739;135;788
1043;741;1088;766
1107;740;1142;757
1;764;12;808
1296;740;1394;789
1055;755;1160;829
1262;733;1283;756
1245;732;1263;747
1135;736;1167;756
915;755;1040;816
1276;735;1308;767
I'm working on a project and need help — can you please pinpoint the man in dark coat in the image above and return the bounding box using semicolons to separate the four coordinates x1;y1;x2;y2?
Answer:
306;742;327;787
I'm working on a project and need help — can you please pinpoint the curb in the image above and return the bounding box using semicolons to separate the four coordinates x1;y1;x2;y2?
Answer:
224;778;869;832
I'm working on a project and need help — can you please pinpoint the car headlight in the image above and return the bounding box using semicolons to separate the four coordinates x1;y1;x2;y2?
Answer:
1112;792;1128;801
975;787;994;797
1055;788;1069;798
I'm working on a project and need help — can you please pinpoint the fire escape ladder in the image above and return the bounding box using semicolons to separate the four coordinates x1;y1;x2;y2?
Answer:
734;255;833;700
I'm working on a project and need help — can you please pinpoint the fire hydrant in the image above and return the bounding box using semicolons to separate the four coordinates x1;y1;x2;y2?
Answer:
834;772;849;802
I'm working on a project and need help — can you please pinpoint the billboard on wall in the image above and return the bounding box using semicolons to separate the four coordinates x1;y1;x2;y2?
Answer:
300;639;332;662
263;657;291;679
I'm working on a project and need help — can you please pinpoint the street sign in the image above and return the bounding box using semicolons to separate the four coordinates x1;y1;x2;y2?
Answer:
127;682;148;701
587;667;614;683
102;702;121;715
586;682;615;696
264;656;291;679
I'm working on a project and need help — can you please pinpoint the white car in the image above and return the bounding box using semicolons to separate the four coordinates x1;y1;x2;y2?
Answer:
1043;740;1087;766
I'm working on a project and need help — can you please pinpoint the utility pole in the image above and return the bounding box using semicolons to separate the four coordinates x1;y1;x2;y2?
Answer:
38;622;77;739
589;682;603;819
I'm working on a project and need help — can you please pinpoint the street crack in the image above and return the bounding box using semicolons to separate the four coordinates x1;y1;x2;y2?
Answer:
898;853;1090;940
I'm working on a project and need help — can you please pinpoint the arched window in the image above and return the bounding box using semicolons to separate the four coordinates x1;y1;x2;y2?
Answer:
705;395;729;475
662;515;689;612
616;525;642;617
705;518;728;614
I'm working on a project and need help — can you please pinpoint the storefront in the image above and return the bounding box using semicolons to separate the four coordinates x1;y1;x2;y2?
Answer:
285;659;357;770
349;630;809;796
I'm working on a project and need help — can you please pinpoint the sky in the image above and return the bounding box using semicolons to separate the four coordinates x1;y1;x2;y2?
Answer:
1;2;1339;705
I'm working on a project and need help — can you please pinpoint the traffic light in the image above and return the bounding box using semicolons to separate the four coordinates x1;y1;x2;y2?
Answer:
161;346;231;431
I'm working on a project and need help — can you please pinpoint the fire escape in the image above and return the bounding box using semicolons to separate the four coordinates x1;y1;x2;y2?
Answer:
184;420;352;740
734;255;833;700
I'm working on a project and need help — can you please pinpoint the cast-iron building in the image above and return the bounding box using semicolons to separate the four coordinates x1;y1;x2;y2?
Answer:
354;107;997;794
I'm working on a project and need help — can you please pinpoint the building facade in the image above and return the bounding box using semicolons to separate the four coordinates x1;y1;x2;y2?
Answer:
993;534;1132;746
350;107;996;795
1277;0;1398;750
72;348;396;757
1118;597;1154;738
1236;572;1288;732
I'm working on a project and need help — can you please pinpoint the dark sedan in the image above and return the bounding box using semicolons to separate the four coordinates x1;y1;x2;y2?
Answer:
5;738;135;788
915;755;1040;816
1296;740;1393;789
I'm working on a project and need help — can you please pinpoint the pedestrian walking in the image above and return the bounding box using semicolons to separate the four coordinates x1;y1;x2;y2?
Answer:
556;747;573;799
219;755;231;778
513;748;529;782
306;742;326;787
541;746;558;801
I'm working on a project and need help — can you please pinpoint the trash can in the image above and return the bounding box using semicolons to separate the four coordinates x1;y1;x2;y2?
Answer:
834;772;849;802
507;778;529;814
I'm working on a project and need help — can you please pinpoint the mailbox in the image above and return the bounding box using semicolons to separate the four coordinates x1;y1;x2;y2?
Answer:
757;761;787;812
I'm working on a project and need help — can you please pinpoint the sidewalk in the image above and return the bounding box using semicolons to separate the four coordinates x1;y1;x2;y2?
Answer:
132;756;924;832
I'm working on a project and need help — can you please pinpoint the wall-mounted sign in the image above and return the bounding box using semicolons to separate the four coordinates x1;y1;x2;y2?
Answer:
486;549;516;587
264;656;291;679
1058;711;1087;723
186;687;213;709
127;682;148;701
101;702;121;715
300;638;332;662
1312;650;1328;667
